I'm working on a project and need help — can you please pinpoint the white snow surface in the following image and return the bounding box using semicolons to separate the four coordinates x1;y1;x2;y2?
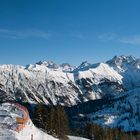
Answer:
87;88;140;132
0;58;125;106
0;56;140;132
68;136;89;140
16;121;58;140
78;63;122;83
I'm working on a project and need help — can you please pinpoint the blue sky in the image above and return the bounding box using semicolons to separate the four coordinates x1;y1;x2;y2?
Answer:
0;0;140;66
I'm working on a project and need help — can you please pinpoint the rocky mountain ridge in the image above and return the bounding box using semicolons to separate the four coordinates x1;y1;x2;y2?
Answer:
0;56;127;106
0;55;140;131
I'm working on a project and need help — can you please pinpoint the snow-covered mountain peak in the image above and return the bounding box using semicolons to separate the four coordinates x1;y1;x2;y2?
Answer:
107;55;136;67
80;61;91;67
36;60;59;69
106;55;136;72
60;63;74;72
74;61;92;72
0;64;25;70
0;55;139;106
2;56;140;135
132;59;140;69
78;62;123;84
90;63;122;80
78;61;91;68
26;61;74;72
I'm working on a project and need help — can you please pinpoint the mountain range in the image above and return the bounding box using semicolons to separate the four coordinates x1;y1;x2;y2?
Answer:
0;55;140;131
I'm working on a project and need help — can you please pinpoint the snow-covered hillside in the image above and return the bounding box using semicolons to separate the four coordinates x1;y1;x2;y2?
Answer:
0;103;57;140
0;55;139;132
107;55;140;90
85;87;140;132
0;57;125;106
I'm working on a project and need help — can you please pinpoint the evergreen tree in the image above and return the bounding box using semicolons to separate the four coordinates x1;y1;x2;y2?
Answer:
32;105;70;140
32;104;44;128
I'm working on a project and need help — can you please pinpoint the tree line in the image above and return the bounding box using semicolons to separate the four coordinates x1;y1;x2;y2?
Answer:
32;104;69;140
31;104;140;140
71;123;140;140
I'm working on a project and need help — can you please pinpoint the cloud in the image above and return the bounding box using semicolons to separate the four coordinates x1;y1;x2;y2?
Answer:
0;29;50;39
118;36;140;45
98;32;117;41
98;32;140;45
